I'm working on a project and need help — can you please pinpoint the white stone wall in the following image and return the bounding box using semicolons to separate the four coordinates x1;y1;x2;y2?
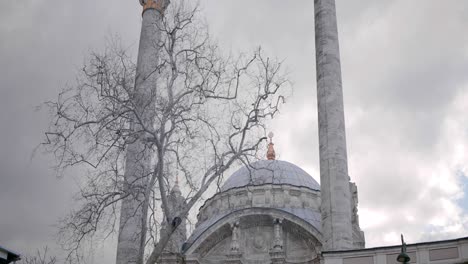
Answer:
196;184;321;225
323;237;468;264
186;212;322;264
184;183;324;263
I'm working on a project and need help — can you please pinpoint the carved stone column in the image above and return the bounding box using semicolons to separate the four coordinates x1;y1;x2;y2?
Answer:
269;218;285;264
226;221;242;264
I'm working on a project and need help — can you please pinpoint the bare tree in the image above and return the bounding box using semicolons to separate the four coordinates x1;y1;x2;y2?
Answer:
20;247;57;264
42;1;290;263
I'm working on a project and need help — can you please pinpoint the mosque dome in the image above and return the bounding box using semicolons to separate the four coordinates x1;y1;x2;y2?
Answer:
185;159;323;253
221;159;320;192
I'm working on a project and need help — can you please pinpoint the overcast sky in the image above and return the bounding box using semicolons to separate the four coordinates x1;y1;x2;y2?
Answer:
1;0;468;262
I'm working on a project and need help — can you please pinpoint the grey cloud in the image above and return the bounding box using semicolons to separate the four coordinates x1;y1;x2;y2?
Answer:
0;0;139;261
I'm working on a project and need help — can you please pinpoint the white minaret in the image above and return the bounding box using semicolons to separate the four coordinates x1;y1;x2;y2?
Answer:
314;0;354;250
116;1;169;264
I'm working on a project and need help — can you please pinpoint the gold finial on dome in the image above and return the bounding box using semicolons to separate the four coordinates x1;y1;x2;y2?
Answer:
267;132;276;160
142;0;169;14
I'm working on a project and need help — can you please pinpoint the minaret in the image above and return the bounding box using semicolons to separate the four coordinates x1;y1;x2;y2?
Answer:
116;1;169;264
267;132;276;160
159;177;187;264
314;0;354;250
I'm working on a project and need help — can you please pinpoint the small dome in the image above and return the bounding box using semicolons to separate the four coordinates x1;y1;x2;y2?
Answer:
221;160;320;192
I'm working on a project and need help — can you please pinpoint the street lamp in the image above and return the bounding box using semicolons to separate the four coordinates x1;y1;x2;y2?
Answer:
397;234;411;264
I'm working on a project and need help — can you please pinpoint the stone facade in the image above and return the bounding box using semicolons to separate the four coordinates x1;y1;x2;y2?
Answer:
185;212;322;264
323;237;468;264
196;183;321;226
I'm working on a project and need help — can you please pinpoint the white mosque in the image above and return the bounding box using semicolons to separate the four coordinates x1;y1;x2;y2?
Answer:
150;0;468;262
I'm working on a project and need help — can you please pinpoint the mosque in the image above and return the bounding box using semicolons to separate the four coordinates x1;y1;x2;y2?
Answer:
179;139;364;263
134;0;468;263
166;139;468;264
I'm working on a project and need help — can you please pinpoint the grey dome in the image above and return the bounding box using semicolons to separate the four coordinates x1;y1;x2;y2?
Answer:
221;160;320;191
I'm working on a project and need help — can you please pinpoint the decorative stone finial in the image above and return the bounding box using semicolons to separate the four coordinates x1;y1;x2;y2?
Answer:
141;0;170;14
270;218;286;263
227;221;243;263
171;175;181;195
267;132;276;160
272;218;284;250
230;221;240;252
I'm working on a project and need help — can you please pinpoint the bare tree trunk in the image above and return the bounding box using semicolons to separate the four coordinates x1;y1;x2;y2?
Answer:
116;3;164;264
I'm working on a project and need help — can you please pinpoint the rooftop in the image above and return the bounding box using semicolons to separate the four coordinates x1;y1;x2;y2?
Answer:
221;159;320;192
